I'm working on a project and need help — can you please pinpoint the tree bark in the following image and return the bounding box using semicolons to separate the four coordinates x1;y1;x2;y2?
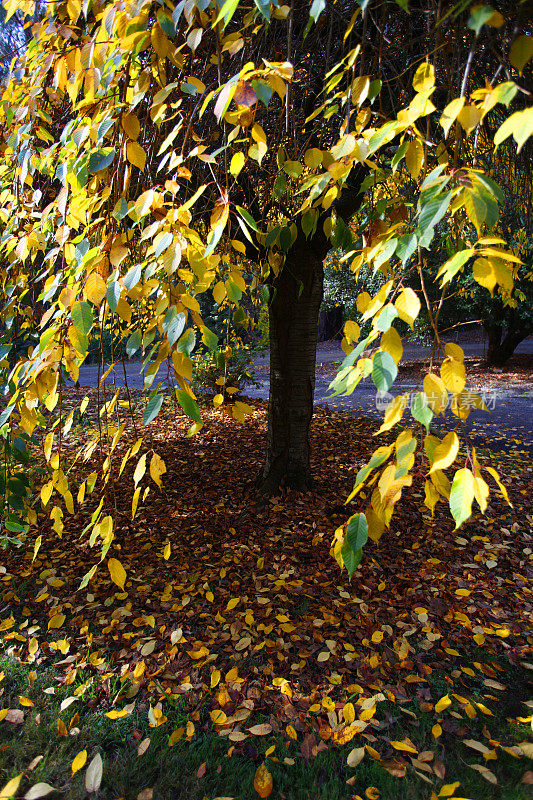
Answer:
260;239;324;493
485;322;531;367
257;164;367;495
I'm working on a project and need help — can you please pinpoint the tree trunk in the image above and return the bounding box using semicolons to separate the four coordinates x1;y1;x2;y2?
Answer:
484;322;503;366
485;324;531;367
259;240;324;493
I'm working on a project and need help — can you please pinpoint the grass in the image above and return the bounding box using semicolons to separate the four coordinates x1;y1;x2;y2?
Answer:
1;656;531;800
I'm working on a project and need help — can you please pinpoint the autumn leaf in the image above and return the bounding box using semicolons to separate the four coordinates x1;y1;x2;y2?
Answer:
108;558;127;591
254;763;273;798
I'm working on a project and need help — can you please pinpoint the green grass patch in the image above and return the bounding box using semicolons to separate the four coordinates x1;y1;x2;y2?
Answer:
1;656;531;800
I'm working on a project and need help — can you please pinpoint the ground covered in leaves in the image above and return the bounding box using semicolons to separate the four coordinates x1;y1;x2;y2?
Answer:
1;397;532;799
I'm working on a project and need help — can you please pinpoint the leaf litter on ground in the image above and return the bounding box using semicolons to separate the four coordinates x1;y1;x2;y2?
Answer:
1;395;532;798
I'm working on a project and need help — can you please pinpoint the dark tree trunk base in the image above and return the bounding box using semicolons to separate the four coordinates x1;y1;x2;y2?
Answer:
257;459;314;496
261;236;324;495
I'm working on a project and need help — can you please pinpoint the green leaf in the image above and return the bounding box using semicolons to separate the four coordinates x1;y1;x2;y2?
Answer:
411;392;433;430
143;394;163;426
253;0;270;20
71;301;93;336
163;308;186;346
176;328;196;356
107;282;121;312
510;35;533;75
202;327;218;350
126;330;142;358
391;141;408;171
283;160;303;178
112;197;129;220
449;468;475;528
235;205;259;232
205;224;224;257
467;5;495;36
395;233;418;265
372;351;398;392
251;80;272;107
342;513;368;579
214;0;239;27
346;512;368;552
375;304;398;332
273;173;287;199
175;389;202;423
418;190;453;247
88;148;115;174
124;264;141;291
226;280;242;302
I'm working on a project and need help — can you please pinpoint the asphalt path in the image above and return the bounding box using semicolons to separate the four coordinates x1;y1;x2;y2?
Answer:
75;338;533;454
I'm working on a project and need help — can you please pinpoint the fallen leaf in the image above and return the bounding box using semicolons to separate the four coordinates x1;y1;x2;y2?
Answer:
253;762;273;798
85;753;103;794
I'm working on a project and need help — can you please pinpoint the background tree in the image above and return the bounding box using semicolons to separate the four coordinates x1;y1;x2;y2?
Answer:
0;0;531;575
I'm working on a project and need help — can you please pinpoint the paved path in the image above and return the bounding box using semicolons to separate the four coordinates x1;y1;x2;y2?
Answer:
75;338;533;453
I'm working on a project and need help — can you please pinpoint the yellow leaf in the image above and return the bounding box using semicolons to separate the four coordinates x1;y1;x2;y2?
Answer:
71;750;87;775
457;104;482;133
163;542;171;560
429;432;460;473
48;614;65;630
149;453;166;489
435;693;451;713
286;724;297;740
439;782;461;797
210;709;227;724
122;113;140;140
412;62;435;92
377;394;408;434
134;453;147;487
371;630;384;644
210;669;221;688
127;141;146;171
253;762;273;798
0;775;22;800
226;597;240;611
168;728;184;746
395;288;420;328
380;327;403;363
105;708;130;719
346;746;365;767
444;342;464;362
441;357;466;394
423;373;448;415
406;139;424;179
19;696;34;707
213;394;224;408
391;739;417;753
343;702;355;724
344;320;360;343
432;723;442;739
108;558;127;591
57;718;68;736
230;152;245;177
439;97;465;137
84;273;106;306
213;281;226;305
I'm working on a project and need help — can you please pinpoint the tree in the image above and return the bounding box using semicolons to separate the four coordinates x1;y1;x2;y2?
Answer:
0;0;531;576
